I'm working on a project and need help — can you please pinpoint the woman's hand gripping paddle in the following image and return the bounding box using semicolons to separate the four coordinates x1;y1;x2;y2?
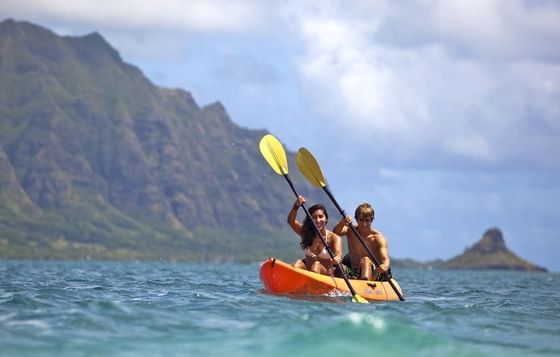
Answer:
259;134;368;304
295;147;405;301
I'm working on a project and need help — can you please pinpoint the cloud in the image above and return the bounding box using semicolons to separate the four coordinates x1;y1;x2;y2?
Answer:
430;0;560;61
286;0;560;169
444;133;495;162
1;0;266;59
2;0;292;106
3;0;262;33
297;15;398;129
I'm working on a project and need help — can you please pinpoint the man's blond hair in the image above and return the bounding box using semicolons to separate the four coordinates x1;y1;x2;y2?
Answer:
354;203;374;221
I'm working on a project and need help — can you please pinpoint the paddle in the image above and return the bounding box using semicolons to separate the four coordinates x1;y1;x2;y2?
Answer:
258;134;368;304
295;147;405;301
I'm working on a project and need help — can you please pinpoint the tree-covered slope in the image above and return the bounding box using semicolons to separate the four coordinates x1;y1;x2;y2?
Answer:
0;19;321;261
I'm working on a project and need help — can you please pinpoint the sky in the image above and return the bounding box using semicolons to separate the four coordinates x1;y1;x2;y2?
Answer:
2;0;560;271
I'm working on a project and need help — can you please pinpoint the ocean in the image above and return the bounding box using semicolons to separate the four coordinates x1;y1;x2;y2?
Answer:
1;260;558;356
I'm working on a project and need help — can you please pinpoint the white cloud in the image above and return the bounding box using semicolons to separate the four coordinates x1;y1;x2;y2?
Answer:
432;0;514;54
431;0;560;61
287;0;560;168
295;10;418;141
3;0;262;33
444;133;495;162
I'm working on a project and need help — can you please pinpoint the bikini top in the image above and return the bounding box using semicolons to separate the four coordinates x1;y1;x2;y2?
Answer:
304;247;330;260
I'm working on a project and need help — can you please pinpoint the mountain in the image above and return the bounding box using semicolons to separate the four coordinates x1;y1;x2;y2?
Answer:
0;19;323;261
393;228;547;272
442;228;547;271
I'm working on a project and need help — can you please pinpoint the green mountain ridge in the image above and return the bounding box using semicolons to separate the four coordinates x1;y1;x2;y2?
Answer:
0;19;325;261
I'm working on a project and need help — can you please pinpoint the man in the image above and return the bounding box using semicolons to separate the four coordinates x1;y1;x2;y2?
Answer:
333;203;390;281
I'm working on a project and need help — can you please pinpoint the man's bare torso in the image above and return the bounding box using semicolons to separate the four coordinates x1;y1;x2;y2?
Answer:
347;228;383;269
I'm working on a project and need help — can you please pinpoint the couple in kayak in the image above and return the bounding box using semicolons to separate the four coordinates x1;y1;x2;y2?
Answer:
287;195;390;281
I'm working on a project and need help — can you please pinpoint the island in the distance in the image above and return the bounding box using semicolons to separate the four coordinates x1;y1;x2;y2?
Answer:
394;228;548;272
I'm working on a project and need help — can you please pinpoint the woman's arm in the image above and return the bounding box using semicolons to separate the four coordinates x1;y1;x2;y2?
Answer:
287;195;305;236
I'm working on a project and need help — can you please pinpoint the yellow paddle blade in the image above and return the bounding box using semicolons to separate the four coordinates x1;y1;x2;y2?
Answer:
352;294;369;304
295;148;326;187
259;134;288;175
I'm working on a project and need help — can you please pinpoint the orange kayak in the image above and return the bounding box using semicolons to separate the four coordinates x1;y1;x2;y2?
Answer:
259;257;404;302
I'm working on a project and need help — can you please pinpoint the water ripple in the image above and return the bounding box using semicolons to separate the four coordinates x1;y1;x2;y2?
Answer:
0;261;558;356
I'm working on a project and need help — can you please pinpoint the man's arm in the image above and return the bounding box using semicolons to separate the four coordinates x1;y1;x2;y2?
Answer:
333;215;352;236
375;234;390;273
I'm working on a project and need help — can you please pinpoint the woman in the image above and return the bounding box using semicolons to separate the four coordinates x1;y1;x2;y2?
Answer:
287;195;342;275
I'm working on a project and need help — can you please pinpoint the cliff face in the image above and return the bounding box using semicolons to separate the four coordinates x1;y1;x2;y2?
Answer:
443;228;547;272
0;19;321;261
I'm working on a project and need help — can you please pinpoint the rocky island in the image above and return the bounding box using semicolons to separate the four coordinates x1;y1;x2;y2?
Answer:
395;228;547;272
443;228;547;272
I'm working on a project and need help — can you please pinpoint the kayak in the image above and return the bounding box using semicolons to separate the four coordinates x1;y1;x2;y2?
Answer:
259;257;404;302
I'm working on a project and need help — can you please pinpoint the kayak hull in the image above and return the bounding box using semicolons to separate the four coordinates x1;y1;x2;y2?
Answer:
259;257;403;302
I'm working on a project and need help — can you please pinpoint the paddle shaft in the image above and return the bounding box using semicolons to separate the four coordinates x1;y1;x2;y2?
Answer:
282;174;363;300
323;185;405;301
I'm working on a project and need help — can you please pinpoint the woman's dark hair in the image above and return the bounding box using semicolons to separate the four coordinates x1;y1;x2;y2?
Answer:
300;204;328;249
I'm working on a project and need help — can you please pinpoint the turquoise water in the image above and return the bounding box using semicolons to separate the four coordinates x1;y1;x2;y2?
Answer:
1;261;558;356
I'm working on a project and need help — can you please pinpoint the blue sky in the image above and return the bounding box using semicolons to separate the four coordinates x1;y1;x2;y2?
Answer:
2;1;560;271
